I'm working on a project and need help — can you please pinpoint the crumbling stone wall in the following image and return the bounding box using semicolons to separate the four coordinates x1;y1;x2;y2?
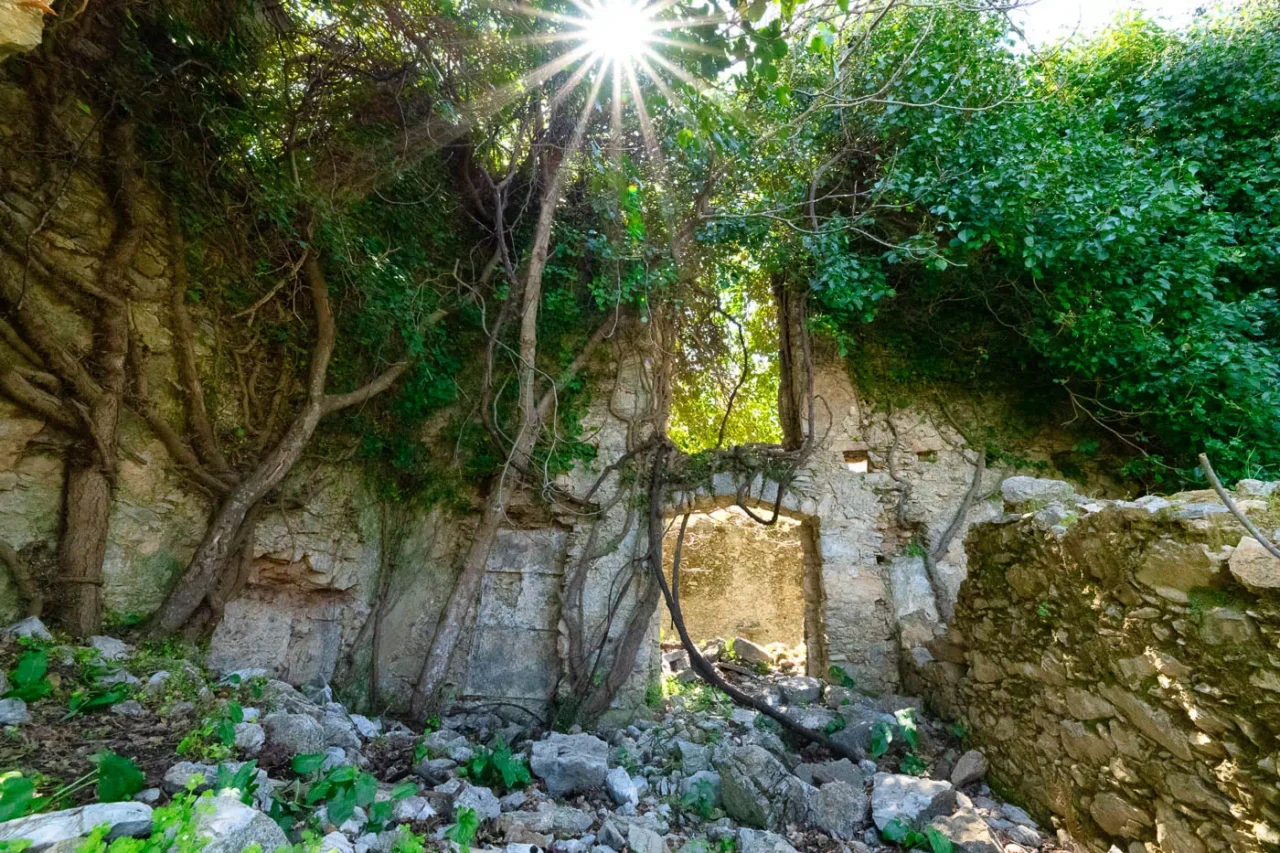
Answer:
909;477;1280;853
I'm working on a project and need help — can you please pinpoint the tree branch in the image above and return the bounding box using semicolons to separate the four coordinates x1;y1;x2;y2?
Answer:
1199;453;1280;562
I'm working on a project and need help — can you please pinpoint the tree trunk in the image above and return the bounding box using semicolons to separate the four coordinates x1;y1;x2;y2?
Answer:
151;253;409;635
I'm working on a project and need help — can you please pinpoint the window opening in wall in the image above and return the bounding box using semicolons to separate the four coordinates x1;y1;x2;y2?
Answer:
661;506;810;676
844;449;871;473
917;450;938;463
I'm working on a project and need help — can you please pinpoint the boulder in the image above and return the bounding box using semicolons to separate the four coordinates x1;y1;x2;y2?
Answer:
1000;477;1079;510
950;750;987;788
675;740;709;774
196;791;288;853
805;780;867;840
391;796;436;823
263;712;326;755
928;808;1002;853
734;828;799;853
1228;536;1280;591
731;638;774;667
529;732;609;796
870;773;955;830
0;802;151;850
553;804;595;836
715;745;811;829
606;766;639;807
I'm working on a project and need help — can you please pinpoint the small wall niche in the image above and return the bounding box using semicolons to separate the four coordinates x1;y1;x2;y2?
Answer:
843;449;872;473
916;450;938;463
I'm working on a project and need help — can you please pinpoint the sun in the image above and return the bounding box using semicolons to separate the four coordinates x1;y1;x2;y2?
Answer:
578;0;660;65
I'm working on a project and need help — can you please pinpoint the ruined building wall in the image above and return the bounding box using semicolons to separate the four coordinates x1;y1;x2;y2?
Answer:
909;478;1280;853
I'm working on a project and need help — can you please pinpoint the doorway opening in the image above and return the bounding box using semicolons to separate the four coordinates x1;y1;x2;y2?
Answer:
661;505;825;676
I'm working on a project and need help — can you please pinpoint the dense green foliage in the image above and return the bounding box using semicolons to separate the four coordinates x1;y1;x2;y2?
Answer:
20;0;1277;497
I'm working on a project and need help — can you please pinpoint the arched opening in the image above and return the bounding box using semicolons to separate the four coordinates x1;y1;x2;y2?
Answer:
660;501;828;678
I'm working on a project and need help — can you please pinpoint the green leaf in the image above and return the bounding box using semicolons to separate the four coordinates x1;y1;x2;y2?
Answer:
0;773;35;823
926;828;954;853
94;751;145;803
389;782;418;801
292;753;326;776
353;772;378;808
326;784;357;827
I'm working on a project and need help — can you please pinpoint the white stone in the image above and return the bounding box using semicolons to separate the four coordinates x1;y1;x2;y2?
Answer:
0;803;151;850
392;795;436;823
234;722;266;755
454;783;501;821
606;766;639;807
196;791;288;853
871;773;956;830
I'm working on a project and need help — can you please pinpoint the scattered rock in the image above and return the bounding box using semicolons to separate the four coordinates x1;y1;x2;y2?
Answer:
4;616;52;641
454;783;501;821
0;697;30;725
392;796;436;823
0;802;152;850
928;808;1002;853
870;773;955;830
731;638;774;667
606;766;639;807
350;714;382;739
87;635;132;661
530;732;610;796
196;791;289;853
950;750;987;788
777;676;822;704
734;828;799;853
806;780;867;840
110;700;146;718
234;722;266;755
626;822;665;853
715;745;810;829
319;830;356;852
263;712;326;755
414;757;457;785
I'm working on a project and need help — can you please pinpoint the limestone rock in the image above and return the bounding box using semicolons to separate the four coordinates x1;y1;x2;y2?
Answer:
0;3;45;59
870;773;955;830
805;780;867;840
1088;792;1151;839
196;791;289;853
680;770;722;807
319;830;356;853
263;712;326;755
88;635;132;661
4;616;52;641
530;732;609;796
1063;688;1115;721
233;722;266;755
0;802;151;850
1228;535;1280;591
715;745;811;829
928;808;1002;853
413;757;456;785
734;828;799;853
950;750;987;788
552;804;595;836
1135;541;1218;602
0;698;30;725
777;676;822;705
391;795;436;823
454;783;501;821
675;739;709;774
626;823;666;853
321;710;361;750
1000;477;1079;510
606;766;639;807
794;758;863;788
350;714;382;739
731;638;774;667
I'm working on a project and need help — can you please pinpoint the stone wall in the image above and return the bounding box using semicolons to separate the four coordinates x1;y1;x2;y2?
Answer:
909;477;1280;853
662;507;807;647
